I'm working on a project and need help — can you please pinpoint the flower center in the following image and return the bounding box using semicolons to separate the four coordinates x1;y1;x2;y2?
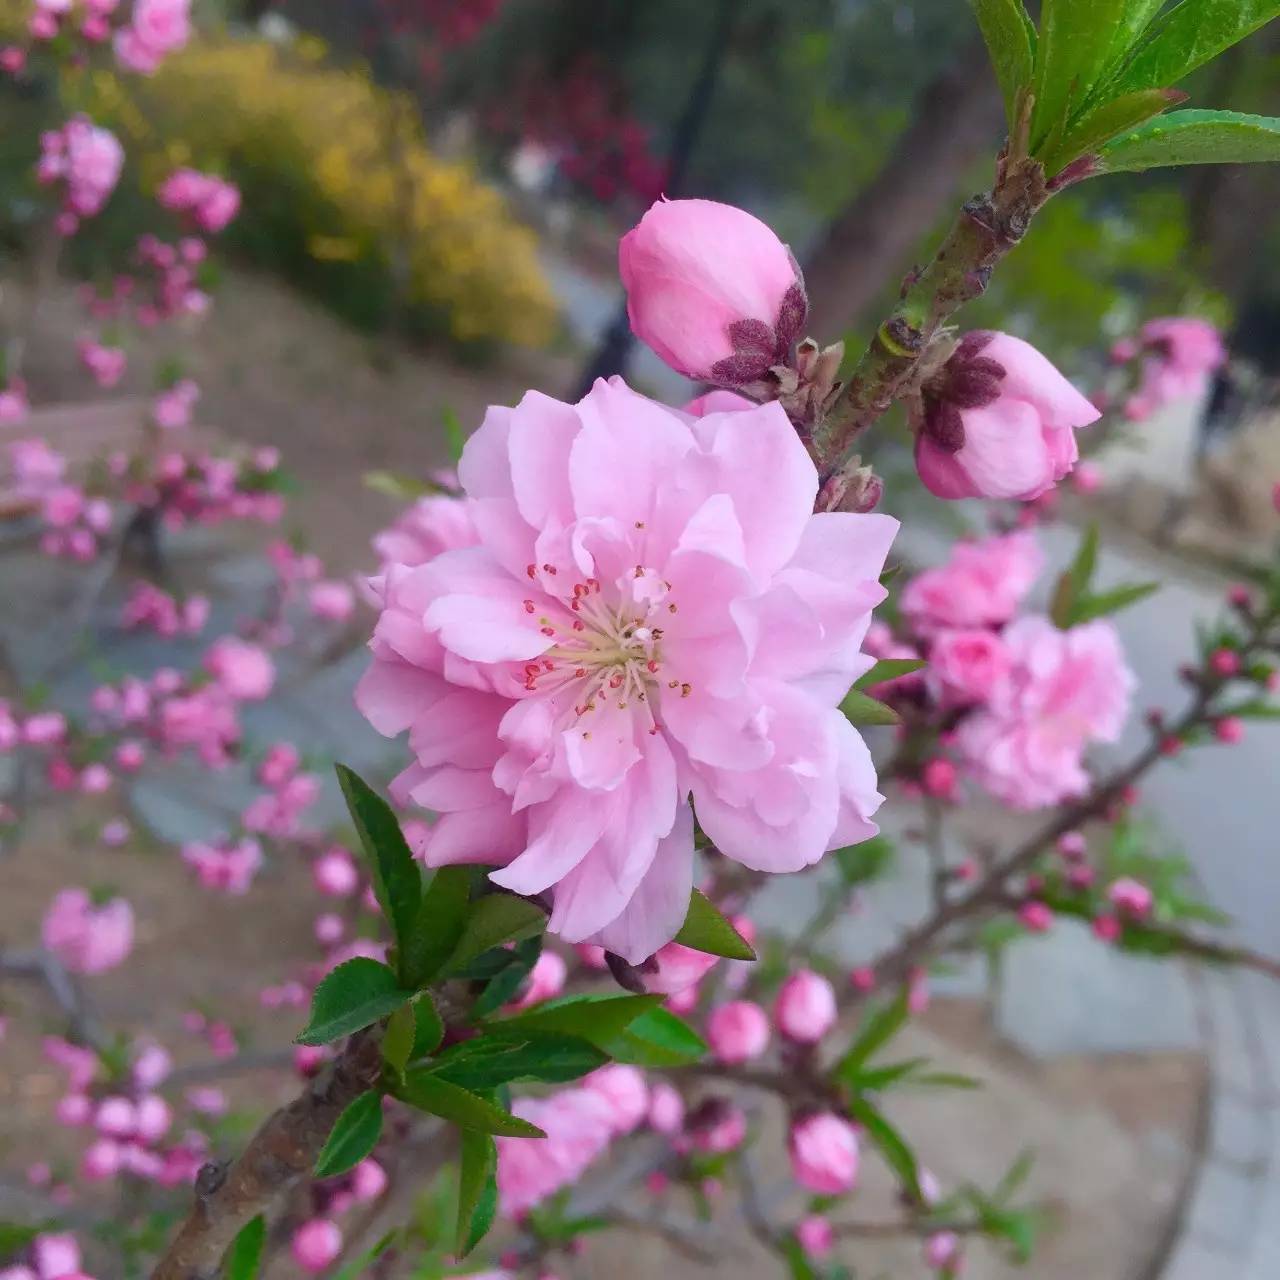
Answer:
518;566;690;734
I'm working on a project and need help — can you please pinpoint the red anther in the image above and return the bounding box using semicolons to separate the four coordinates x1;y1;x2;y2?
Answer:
573;620;585;631
523;599;535;614
526;564;537;579
540;626;555;637
647;660;658;672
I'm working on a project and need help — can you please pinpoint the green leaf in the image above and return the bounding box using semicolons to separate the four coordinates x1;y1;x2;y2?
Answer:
1221;699;1280;720
224;1215;266;1280
1099;110;1280;172
315;1090;384;1178
484;993;665;1050
1045;88;1186;172
1033;0;1140;147
833;834;895;887
335;765;424;985
469;937;544;1018
363;470;435;501
839;687;900;727
914;1070;984;1090
383;1003;419;1075
849;1056;930;1091
329;1232;397;1280
968;0;1036;126
444;893;546;974
835;991;910;1081
411;993;446;1058
427;1033;607;1089
846;1095;921;1199
993;1149;1036;1204
397;1070;545;1137
1106;0;1280;97
1050;523;1100;627
413;866;474;987
442;405;467;463
456;1130;498;1255
296;958;412;1046
673;888;756;960
853;657;927;690
1070;580;1160;623
602;1006;708;1067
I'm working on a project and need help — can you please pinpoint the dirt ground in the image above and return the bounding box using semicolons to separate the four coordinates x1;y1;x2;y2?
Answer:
1;269;1207;1279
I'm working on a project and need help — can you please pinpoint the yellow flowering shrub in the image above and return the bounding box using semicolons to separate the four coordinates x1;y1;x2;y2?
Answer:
41;28;555;348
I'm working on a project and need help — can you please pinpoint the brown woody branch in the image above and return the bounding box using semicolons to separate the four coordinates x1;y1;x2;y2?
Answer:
150;1030;384;1280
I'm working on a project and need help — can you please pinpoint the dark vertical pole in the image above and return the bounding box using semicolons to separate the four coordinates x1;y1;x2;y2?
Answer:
570;0;738;397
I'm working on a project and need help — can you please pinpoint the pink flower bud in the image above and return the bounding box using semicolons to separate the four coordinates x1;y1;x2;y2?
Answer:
80;1138;122;1180
290;1219;342;1274
95;1095;137;1137
850;966;876;992
774;970;837;1044
350;1157;387;1202
510;950;567;1009
309;580;355;622
619;198;807;384
1108;877;1153;917
795;1215;834;1261
691;1104;746;1154
1215;716;1245;744
925;1231;962;1271
135;1094;172;1142
643;941;718;996
1018;901;1053;933
914;333;1099;502
312;849;359;897
707;1000;770;1064
56;1094;92;1127
788;1112;859;1194
1093;914;1121;942
1210;648;1241;677
920;757;958;800
32;1233;80;1280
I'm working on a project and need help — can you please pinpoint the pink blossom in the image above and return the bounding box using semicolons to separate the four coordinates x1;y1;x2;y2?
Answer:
371;493;477;572
151;379;199;430
156;168;240;232
257;741;299;787
497;1086;616;1216
290;1220;342;1275
0;46;27;75
620;199;807;385
1108;877;1153;917
920;757;957;800
647;1082;684;1134
0;381;29;424
955;616;1134;809
203;637;275;701
1125;317;1225;418
1215;716;1245;744
1072;460;1104;494
682;389;756;417
914;333;1099;501
789;1112;859;1194
132;1043;172;1089
114;0;190;73
509;950;567;1008
182;837;263;894
10;438;66;491
39;118;123;219
42;889;134;974
774;970;837;1044
77;338;127;388
32;1233;80;1280
1209;648;1240;677
81;1138;122;1180
313;848;359;897
928;628;1011;705
925;1231;962;1271
690;1103;746;1154
1018;901;1053;933
707;1000;770;1064
901;532;1042;634
358;379;895;962
23;711;67;745
795;1215;834;1261
351;1157;388;1201
643;941;718;996
585;1064;649;1133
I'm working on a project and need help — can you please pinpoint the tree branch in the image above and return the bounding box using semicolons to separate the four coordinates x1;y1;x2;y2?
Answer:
150;1031;384;1280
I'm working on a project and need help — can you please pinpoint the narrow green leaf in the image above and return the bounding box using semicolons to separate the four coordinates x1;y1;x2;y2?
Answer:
836;990;910;1081
848;1057;929;1091
397;1070;545;1137
427;1033;607;1089
456;1131;497;1255
296;958;412;1046
1106;0;1280;97
411;993;446;1058
1099;110;1280;172
444;893;547;974
442;405;467;463
839;687;900;727
363;470;435;501
484;993;665;1050
853;657;927;690
1033;0;1138;147
461;1162;498;1257
602;1007;708;1067
224;1215;266;1280
413;866;473;987
993;1149;1037;1203
968;0;1036;125
469;937;544;1018
315;1090;384;1178
1070;580;1160;623
673;888;756;960
1044;87;1186;172
833;834;895;887
1052;523;1100;627
846;1095;921;1200
329;1232;396;1280
1221;699;1280;720
335;765;423;984
914;1070;984;1090
383;1003;418;1075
